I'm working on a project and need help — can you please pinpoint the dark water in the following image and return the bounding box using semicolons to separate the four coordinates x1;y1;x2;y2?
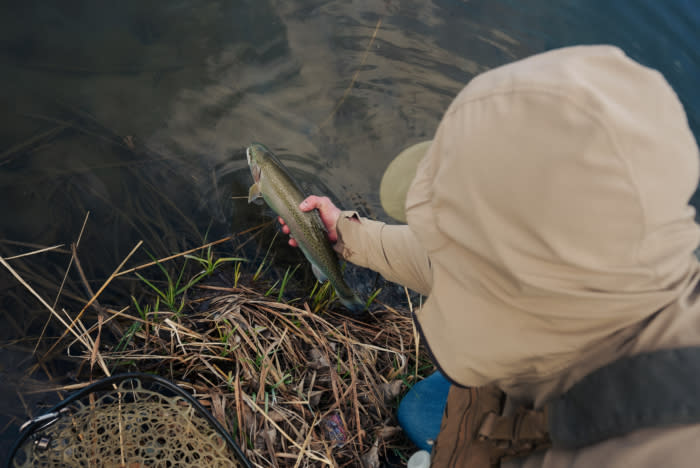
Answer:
0;0;698;459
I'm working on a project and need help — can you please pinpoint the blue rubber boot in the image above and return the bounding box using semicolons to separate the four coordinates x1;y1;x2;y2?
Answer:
397;371;451;452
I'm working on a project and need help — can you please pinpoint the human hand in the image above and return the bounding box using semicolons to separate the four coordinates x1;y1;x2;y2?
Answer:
278;195;341;247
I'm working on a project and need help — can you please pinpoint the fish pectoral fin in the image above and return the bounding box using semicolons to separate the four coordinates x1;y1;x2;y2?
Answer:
311;263;328;283
248;183;264;205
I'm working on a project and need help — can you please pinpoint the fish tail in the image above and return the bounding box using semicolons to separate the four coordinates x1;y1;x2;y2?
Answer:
337;291;365;314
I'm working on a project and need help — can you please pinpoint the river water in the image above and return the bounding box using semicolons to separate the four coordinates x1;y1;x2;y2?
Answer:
0;0;698;459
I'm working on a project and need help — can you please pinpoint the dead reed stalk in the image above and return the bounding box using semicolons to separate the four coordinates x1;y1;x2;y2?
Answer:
86;280;433;467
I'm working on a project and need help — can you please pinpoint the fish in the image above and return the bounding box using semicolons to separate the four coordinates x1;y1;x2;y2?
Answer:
246;142;365;313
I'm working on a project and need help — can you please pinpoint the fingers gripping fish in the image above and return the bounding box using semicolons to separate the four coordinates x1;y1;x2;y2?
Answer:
246;143;365;313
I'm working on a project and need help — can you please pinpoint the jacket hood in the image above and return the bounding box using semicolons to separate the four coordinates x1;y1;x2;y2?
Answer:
405;45;700;401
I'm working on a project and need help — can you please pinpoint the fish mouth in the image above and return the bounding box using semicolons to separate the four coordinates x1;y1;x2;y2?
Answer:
245;146;252;166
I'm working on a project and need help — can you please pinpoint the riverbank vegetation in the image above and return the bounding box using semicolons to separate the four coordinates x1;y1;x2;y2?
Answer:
2;228;434;467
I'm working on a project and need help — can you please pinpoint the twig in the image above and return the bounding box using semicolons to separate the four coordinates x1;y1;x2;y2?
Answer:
116;236;231;277
0;254;109;376
405;286;420;379
293;414;320;468
34;211;90;355
243;394;332;466
345;323;363;451
3;244;64;261
35;241;143;368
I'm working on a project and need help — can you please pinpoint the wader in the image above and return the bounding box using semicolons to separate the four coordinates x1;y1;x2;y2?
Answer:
430;347;700;467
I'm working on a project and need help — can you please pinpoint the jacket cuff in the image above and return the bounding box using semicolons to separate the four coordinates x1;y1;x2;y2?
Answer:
334;210;386;268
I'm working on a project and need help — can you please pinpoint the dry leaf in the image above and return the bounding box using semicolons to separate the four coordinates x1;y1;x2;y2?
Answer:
308;347;331;369
379;380;403;404
361;442;380;468
309;390;323;407
268;408;287;423
376;425;401;440
209;392;228;431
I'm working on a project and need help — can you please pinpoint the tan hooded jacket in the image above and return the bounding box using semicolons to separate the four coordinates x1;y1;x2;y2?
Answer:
333;46;700;466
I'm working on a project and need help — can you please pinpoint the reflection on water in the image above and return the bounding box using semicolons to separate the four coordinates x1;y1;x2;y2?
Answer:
0;0;698;458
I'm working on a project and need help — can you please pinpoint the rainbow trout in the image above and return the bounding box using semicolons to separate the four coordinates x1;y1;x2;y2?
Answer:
246;143;364;313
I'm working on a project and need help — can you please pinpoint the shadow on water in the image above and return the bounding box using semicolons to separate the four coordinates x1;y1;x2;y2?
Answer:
0;0;698;459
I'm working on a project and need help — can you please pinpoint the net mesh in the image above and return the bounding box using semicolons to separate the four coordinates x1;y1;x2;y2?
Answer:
13;378;242;467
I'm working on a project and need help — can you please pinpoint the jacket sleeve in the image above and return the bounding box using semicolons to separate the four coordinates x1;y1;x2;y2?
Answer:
332;211;432;296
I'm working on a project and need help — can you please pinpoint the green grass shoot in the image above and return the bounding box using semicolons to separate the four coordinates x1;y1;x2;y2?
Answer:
233;260;243;288
264;280;280;297
184;243;245;277
134;249;233;315
365;288;382;309
274;264;300;302
310;279;335;312
253;232;278;281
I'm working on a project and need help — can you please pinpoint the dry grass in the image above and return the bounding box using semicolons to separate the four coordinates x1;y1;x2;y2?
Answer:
92;280;429;467
3;235;433;467
2;98;433;465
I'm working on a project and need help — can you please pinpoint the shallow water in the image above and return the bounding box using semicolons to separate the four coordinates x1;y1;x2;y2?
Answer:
0;0;698;459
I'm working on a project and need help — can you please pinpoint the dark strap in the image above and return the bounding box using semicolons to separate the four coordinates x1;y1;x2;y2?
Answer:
547;346;700;449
